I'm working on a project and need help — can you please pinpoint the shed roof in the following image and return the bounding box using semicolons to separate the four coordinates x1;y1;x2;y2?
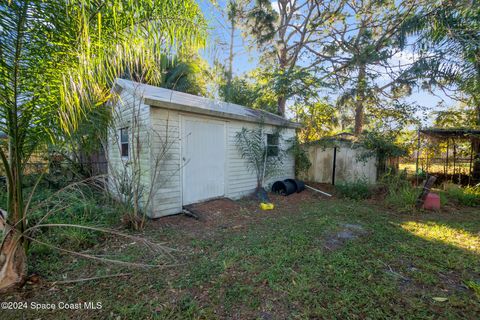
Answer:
420;127;480;140
114;79;300;128
304;133;358;146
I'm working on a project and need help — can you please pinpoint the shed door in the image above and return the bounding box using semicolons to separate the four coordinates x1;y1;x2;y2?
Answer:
182;117;226;205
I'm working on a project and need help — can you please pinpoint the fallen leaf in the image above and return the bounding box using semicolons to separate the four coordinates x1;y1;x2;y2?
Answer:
432;297;448;302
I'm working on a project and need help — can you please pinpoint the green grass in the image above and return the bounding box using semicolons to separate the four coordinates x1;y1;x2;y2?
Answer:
445;183;480;207
2;196;479;319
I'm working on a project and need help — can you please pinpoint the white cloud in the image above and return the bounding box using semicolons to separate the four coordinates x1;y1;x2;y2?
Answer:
390;50;417;65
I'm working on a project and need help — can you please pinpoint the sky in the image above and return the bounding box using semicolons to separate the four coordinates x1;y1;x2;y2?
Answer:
197;0;454;126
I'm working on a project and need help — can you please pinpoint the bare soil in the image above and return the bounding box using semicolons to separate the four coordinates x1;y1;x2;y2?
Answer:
149;188;331;239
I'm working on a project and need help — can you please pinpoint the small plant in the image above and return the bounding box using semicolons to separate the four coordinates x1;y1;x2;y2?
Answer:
445;183;480;207
335;179;372;200
235;124;286;189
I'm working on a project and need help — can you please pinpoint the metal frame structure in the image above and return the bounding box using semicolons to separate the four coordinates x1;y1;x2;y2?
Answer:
416;128;480;185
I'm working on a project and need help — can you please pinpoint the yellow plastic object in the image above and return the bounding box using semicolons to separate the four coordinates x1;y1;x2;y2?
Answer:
260;202;274;210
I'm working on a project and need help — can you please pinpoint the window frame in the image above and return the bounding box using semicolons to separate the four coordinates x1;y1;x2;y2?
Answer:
120;127;129;159
266;133;280;157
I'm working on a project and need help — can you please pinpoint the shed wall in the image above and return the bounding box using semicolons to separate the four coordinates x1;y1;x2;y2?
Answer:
110;91;296;219
107;88;151;208
225;121;296;199
149;108;182;215
305;145;377;184
148;105;295;218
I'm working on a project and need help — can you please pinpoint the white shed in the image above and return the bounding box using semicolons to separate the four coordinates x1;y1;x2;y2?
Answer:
303;134;378;185
107;79;299;218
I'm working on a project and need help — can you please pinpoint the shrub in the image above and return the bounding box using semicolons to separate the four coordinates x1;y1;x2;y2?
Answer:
445;183;480;207
287;136;311;176
357;131;407;176
335;179;373;200
385;183;418;212
0;183;120;253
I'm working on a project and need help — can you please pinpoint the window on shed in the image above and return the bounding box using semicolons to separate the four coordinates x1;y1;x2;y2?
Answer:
120;128;129;158
266;133;279;157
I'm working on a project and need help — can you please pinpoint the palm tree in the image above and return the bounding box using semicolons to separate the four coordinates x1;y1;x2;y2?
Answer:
162;54;212;96
0;0;206;292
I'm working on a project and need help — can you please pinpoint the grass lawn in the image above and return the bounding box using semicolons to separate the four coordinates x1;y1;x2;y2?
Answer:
2;191;479;319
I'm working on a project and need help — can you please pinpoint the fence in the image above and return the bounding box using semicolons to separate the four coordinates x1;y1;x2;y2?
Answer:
0;160;108;185
400;157;473;176
400;157;476;185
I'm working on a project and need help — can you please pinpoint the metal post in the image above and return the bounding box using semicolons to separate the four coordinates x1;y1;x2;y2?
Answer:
469;140;474;186
446;139;449;180
332;147;337;185
415;129;421;185
453;139;456;183
426;143;429;172
443;140;447;176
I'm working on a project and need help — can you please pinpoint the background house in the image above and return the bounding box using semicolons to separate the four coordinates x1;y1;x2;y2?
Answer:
108;79;299;218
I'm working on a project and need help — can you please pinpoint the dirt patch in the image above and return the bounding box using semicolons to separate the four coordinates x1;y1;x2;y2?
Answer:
324;223;368;251
148;198;252;240
148;189;328;240
303;181;336;196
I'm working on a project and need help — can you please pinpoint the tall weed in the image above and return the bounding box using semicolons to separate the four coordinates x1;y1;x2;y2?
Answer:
0;183;120;253
445;183;480;207
381;170;418;212
336;179;373;200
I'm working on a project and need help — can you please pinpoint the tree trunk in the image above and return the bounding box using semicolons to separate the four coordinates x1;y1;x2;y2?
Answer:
476;102;480;126
354;65;367;136
8;155;24;233
0;224;27;293
226;13;235;102
277;95;286;117
276;38;288;117
0;77;28;292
